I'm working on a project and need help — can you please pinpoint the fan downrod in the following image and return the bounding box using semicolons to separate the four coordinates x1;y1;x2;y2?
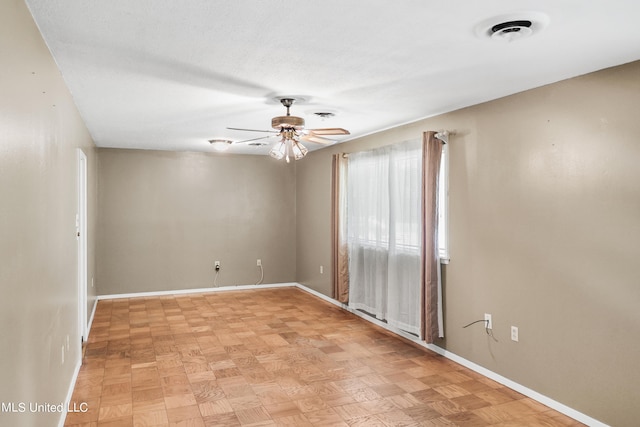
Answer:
272;98;304;130
279;98;295;116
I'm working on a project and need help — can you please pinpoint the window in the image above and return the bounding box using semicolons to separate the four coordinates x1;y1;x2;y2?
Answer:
346;142;423;254
345;136;448;336
346;139;422;335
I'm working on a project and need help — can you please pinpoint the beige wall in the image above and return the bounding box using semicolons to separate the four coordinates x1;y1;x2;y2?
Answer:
0;1;97;425
296;61;640;426
96;148;297;295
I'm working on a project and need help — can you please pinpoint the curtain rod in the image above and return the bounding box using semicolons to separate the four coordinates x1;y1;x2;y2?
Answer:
435;130;455;144
342;130;454;157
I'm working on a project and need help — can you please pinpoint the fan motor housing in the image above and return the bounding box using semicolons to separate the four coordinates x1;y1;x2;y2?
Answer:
272;115;305;130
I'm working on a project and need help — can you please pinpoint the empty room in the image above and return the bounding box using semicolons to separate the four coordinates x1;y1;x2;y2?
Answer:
2;1;639;426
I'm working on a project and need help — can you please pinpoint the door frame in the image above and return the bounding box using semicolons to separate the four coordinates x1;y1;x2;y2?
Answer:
77;149;88;346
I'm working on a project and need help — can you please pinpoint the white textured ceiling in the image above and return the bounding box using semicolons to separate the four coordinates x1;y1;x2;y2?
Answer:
25;0;640;155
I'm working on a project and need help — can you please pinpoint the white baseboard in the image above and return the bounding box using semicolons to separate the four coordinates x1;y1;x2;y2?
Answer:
59;300;96;427
97;282;297;300
86;297;98;341
58;359;82;427
92;282;606;427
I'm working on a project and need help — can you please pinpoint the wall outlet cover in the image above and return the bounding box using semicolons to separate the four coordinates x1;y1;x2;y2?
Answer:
511;326;519;342
484;313;492;329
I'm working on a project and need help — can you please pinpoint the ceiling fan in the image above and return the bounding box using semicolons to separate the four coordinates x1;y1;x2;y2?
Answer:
227;98;350;162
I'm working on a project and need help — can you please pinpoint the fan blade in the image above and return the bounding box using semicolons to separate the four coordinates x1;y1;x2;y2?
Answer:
301;135;335;145
307;128;350;136
227;127;279;133
233;135;276;144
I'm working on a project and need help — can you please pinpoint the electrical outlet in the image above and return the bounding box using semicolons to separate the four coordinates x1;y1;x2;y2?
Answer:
511;326;519;342
320;265;324;274
257;259;262;266
484;313;492;330
215;261;220;269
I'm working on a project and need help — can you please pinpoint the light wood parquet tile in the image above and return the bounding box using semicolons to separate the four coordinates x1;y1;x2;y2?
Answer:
65;288;586;427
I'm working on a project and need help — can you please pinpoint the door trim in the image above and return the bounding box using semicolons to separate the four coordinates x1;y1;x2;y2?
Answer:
77;149;88;346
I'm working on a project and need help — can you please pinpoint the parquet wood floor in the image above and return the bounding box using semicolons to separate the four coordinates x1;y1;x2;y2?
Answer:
65;287;584;427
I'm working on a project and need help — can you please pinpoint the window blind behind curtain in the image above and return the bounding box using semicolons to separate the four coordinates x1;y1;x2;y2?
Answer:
346;139;423;335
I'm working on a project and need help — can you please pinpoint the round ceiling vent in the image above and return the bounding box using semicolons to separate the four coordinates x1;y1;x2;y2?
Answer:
475;12;549;42
491;20;533;41
314;112;336;119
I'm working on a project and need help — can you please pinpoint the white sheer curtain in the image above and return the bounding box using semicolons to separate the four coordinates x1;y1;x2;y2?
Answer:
347;139;422;335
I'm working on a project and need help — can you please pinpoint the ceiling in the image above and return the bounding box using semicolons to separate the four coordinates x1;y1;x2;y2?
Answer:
25;0;640;155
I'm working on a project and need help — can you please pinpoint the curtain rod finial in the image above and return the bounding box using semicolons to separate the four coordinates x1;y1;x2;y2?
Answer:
435;130;455;144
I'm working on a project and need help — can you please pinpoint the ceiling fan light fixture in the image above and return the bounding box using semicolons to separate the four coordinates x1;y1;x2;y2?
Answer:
209;139;232;152
292;139;308;160
228;96;349;159
269;141;283;159
269;138;308;163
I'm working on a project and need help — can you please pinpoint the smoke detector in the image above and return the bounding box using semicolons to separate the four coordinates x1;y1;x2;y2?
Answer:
475;12;549;42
